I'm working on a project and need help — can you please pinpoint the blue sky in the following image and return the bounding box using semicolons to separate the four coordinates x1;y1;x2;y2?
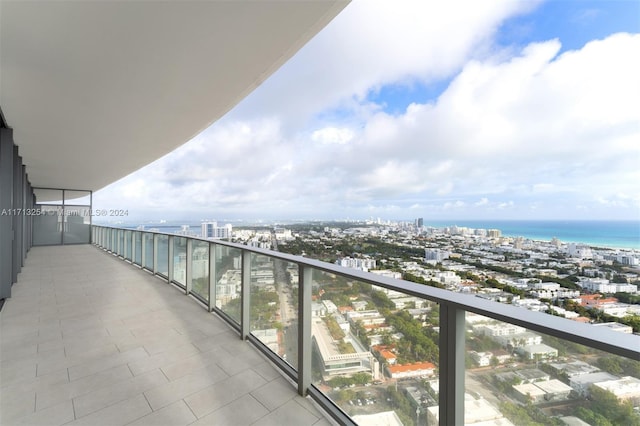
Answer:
94;0;640;223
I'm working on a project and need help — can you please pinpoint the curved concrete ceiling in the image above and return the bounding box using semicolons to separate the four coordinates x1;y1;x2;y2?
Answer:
0;0;348;191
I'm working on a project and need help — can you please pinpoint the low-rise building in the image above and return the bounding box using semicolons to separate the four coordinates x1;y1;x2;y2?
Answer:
427;394;514;425
513;383;547;403
570;372;618;396
519;343;558;360
548;361;600;378
515;369;550;384
352;411;403;426
386;362;436;379
593;376;640;402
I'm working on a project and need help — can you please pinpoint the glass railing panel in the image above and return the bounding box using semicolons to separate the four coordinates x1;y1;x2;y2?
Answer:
463;313;640;426
156;234;169;277
110;228;116;252
124;230;132;260
133;231;142;265
172;237;187;287
32;205;62;245
214;245;242;325
248;253;299;368
310;269;440;425
143;233;153;269
62;205;90;244
190;240;209;302
118;229;124;256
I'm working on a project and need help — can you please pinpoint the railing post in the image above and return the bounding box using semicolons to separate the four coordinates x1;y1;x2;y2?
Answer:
152;234;158;274
439;304;465;426
208;243;216;312
131;231;135;261
241;250;251;340
168;235;174;284
185;238;192;295
130;231;135;263
140;232;145;267
298;264;312;396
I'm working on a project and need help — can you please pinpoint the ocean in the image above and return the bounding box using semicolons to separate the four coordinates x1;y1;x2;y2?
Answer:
423;220;639;250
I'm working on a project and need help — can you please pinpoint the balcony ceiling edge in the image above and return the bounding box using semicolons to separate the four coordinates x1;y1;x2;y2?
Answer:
0;0;349;191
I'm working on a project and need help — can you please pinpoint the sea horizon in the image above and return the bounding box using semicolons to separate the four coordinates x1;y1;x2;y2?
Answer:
114;218;640;251
422;219;639;250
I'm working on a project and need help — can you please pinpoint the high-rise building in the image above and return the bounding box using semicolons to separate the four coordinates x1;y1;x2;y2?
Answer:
201;221;232;240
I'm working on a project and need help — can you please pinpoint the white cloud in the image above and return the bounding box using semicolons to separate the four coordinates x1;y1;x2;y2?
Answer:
94;3;640;222
311;127;354;145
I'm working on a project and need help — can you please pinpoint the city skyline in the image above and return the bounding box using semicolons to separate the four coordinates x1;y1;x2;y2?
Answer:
93;0;640;222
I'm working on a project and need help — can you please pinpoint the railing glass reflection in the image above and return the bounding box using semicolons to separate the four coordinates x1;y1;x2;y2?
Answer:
134;231;142;265
190;240;209;302
214;245;243;325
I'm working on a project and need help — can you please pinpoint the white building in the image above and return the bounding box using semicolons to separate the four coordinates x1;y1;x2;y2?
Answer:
273;228;293;241
513;380;572;404
567;244;593;259
345;310;385;327
427;394;514;425
579;278;637;294
352;411;403;426
201;221;232;240
336;256;376;272
570;372;618;396
593;376;640;402
548;306;580;319
434;271;461;286
600;303;640;318
424;248;449;262
519;343;558;360
475;323;526;337
386;362;436;379
495;332;542;348
470;351;492;367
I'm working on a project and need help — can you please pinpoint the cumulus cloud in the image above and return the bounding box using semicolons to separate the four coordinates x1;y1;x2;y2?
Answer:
311;127;354;145
94;3;640;221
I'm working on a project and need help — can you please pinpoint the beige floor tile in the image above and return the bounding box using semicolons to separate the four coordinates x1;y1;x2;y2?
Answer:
127;400;197;426
67;393;151;426
72;369;166;418
11;400;74;426
190;394;269;426
144;364;228;410
0;388;36;423
67;346;148;381
251;377;297;411
252;398;321;426
35;364;132;411
184;369;268;418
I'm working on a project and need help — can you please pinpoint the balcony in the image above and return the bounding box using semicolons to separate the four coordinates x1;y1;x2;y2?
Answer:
0;244;330;426
4;225;636;425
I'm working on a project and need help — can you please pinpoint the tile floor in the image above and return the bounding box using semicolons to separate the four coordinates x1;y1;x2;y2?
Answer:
0;245;334;426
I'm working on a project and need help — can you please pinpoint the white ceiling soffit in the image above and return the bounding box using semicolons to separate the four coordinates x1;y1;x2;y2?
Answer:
0;0;349;191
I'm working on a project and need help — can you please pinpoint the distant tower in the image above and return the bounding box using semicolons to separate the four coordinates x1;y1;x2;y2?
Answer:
201;221;232;240
415;217;424;228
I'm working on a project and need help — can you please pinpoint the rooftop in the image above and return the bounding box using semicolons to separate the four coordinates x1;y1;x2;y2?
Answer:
0;245;332;426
